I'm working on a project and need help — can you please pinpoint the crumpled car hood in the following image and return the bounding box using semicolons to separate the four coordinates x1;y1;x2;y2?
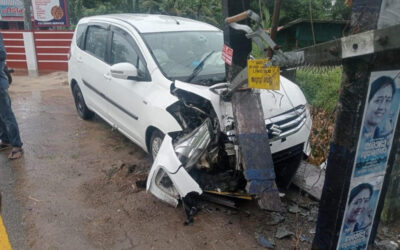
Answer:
174;76;307;121
259;76;307;119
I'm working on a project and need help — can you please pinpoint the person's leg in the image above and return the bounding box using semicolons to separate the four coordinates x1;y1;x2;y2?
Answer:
0;117;10;144
0;118;11;151
0;88;22;151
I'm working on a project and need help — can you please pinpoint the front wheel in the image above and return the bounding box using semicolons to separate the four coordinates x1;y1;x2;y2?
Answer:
72;84;94;120
150;130;165;160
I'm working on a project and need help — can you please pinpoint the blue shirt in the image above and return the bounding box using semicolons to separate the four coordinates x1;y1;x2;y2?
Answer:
0;33;9;89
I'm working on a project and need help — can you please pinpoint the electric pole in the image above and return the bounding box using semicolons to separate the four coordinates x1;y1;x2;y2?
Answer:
312;0;400;249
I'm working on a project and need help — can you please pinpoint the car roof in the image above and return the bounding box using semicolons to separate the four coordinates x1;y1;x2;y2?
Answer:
80;14;221;33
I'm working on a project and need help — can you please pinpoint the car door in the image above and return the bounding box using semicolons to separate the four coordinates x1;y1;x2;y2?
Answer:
105;25;153;145
79;23;113;122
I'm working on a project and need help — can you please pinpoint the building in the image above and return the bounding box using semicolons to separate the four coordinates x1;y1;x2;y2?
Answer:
0;0;25;29
276;18;349;51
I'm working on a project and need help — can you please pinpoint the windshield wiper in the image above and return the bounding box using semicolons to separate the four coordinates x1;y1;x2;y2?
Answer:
186;51;215;83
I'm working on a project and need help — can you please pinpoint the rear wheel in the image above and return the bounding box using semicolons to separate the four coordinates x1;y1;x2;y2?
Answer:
150;130;165;159
72;84;94;120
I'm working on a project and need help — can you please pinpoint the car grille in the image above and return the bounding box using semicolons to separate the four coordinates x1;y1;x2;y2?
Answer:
266;105;307;141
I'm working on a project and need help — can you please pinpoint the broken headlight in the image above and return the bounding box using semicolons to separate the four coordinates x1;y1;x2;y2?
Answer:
174;118;212;170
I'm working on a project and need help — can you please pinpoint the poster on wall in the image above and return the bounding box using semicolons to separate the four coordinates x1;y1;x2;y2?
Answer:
337;70;400;250
31;0;69;27
337;175;384;249
0;0;24;21
354;70;400;178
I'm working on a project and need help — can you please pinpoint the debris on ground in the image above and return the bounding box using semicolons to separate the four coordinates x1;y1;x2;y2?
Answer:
300;234;308;242
375;240;399;250
135;180;147;189
256;234;275;249
275;226;295;239
288;204;301;214
292;161;325;200
267;212;285;226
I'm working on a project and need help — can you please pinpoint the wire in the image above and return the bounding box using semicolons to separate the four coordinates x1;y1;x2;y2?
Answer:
259;0;264;28
309;0;316;46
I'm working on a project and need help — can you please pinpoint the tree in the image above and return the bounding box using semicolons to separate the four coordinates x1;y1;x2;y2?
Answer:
66;0;350;28
264;0;336;25
331;0;351;20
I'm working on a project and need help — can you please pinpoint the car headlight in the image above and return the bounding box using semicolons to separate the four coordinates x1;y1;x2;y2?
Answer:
174;118;212;169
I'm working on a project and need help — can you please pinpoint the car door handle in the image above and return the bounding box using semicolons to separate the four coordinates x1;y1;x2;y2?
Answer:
103;73;112;80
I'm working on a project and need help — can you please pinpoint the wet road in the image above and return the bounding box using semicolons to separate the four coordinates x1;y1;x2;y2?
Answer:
0;72;317;250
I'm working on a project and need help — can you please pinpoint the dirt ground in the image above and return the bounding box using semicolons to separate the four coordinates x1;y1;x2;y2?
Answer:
2;71;398;250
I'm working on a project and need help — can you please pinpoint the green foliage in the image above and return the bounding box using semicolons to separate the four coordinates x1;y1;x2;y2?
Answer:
67;0;350;31
251;42;266;59
264;0;347;26
296;67;342;112
67;0;223;27
331;0;351;20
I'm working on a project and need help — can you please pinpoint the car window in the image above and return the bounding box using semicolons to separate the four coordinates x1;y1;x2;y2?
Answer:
111;30;146;75
142;31;225;84
75;24;87;50
84;25;108;61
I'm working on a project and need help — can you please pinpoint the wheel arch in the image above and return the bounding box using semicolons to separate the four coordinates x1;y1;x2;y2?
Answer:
70;78;78;94
145;126;163;154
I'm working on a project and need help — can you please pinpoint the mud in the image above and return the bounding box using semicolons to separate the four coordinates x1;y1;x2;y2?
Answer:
2;72;395;250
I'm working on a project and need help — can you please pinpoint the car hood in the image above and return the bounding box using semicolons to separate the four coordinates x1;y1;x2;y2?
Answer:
174;76;307;121
259;76;307;119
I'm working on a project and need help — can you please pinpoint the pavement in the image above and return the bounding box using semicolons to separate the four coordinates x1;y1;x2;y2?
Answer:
0;214;12;250
0;147;26;250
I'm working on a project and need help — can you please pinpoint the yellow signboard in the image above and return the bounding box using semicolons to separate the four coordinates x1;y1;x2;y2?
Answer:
248;59;280;90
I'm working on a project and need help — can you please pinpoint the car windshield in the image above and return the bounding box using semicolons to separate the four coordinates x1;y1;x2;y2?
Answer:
142;31;226;85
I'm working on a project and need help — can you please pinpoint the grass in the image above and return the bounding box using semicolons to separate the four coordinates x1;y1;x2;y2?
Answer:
251;40;342;112
295;67;342;165
296;67;342;113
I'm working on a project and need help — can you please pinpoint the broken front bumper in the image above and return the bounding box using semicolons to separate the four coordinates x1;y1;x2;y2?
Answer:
146;135;203;206
146;119;213;206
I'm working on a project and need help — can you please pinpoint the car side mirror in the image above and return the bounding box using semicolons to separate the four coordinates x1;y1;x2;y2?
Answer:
110;62;139;80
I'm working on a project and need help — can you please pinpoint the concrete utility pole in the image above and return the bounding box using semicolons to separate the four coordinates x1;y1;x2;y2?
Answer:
312;0;400;249
23;0;32;30
222;0;282;212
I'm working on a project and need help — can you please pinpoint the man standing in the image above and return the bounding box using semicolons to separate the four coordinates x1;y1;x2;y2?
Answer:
0;33;23;160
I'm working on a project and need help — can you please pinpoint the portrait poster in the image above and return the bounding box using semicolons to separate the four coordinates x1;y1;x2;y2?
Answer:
337;176;384;250
354;70;400;178
337;70;400;250
31;0;69;27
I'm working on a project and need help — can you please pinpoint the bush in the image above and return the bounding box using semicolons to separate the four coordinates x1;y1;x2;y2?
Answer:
296;67;342;113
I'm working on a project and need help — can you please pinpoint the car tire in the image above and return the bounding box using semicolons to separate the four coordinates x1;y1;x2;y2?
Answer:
150;130;165;159
72;84;94;120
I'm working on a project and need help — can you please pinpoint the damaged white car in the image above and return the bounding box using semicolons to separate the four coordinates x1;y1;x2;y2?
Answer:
68;14;312;209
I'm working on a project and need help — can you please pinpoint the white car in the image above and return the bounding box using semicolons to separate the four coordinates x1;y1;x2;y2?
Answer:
68;14;312;207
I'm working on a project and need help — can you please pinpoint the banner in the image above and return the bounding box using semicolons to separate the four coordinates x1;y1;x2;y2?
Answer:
0;0;24;21
31;0;69;27
337;70;400;249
